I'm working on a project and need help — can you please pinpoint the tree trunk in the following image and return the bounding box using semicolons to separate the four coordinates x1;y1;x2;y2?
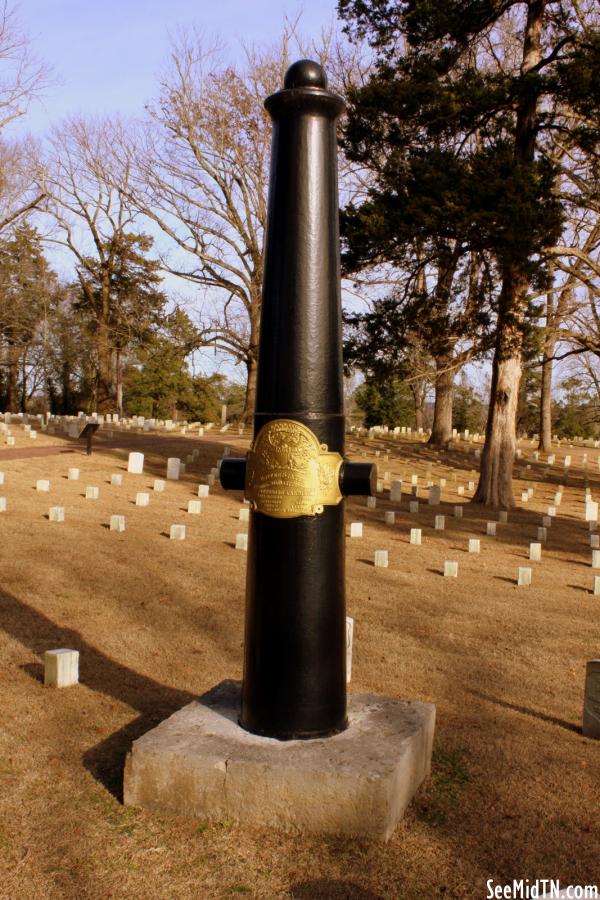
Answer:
20;353;27;413
428;359;454;446
474;0;544;506
475;276;526;508
96;318;114;413
243;354;257;424
539;335;555;453
539;270;555;453
116;349;123;417
6;342;18;413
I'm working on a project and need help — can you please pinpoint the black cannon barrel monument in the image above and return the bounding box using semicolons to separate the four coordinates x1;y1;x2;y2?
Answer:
220;58;376;740
125;61;434;841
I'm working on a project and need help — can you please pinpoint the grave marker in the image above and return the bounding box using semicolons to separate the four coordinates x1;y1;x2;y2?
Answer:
36;479;50;492
582;660;600;739
111;474;123;487
167;458;181;480
486;522;496;536
153;479;165;492
188;499;202;514
444;561;458;578
529;542;542;561
434;515;445;530
85;486;99;500
374;550;389;568
346;616;354;683
454;506;463;518
68;468;80;481
49;507;64;522
384;511;395;525
349;522;363;538
409;500;419;514
518;567;532;586
127;452;144;474
410;528;422;545
136;492;150;507
198;484;210;498
44;649;79;688
468;539;480;553
110;515;125;532
236;533;248;551
169;524;186;541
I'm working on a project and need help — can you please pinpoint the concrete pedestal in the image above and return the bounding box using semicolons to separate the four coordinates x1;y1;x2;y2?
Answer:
124;680;435;841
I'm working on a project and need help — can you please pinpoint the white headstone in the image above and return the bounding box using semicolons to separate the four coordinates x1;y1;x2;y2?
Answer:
111;474;123;487
498;510;508;523
367;496;377;509
110;515;125;532
384;511;395;525
410;528;422;545
591;534;599;549
36;479;50;492
167;458;181;480
346;616;354;683
349;522;363;538
374;550;389;568
0;497;6;513
468;539;480;553
428;486;441;505
68;468;80;481
453;505;463;519
537;526;547;542
0;472;4;485
390;480;402;503
169;524;186;541
44;649;79;688
235;533;248;551
592;550;600;569
444;560;458;578
409;500;419;514
529;542;542;561
239;507;250;522
486;522;496;536
153;479;165;492
188;499;202;514
582;659;600;738
434;515;445;530
127;452;144;474
517;567;532;586
198;484;210;498
85;486;99;500
49;506;64;522
136;492;150;507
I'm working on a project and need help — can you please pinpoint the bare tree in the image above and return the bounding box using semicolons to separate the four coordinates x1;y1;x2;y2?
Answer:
43;117;162;413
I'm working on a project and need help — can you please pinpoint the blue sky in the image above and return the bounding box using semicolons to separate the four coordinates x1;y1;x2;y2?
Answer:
16;0;341;134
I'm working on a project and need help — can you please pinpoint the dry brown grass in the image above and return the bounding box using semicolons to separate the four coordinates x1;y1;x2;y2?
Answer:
0;426;598;899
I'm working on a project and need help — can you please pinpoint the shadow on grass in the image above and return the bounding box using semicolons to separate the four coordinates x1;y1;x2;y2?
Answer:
1;588;196;802
468;688;580;734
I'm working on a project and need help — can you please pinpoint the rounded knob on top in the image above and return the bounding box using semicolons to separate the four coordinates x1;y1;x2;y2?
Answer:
284;59;327;90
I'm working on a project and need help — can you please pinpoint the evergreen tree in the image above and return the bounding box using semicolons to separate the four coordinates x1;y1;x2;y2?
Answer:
0;224;57;412
76;233;167;413
338;0;600;505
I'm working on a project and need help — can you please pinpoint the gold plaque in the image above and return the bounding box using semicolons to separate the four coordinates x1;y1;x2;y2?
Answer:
246;419;343;518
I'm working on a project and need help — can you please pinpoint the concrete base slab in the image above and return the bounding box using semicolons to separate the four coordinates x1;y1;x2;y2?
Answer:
124;680;435;841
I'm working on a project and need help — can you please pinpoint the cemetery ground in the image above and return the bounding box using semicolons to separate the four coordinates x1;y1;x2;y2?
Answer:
0;425;599;900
